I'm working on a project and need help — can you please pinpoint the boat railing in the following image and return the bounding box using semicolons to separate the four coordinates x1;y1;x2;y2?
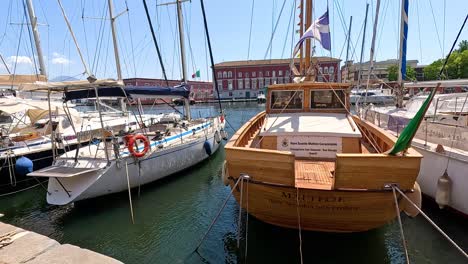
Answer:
227;111;267;148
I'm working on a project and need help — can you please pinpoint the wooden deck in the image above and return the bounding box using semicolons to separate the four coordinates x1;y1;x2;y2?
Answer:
294;160;334;190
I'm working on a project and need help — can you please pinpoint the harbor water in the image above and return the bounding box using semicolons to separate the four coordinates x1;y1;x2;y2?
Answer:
0;102;467;263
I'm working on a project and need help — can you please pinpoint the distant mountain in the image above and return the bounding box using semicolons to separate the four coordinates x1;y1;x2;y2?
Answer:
50;76;79;82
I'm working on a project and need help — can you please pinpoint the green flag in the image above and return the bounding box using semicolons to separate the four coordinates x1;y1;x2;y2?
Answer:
388;86;438;155
192;70;200;78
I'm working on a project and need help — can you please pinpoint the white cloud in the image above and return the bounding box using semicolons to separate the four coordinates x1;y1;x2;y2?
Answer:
51;52;71;65
7;56;33;65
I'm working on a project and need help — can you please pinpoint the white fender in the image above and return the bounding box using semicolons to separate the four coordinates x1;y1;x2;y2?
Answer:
221;160;229;186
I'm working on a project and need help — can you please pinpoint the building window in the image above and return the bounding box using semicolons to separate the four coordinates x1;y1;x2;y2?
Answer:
330;66;334;73
238;79;243;89
279;70;283;76
223;71;227;78
228;71;232;78
145;83;150;86
272;71;276;77
286;70;290;77
259;71;263;77
228;80;233;90
324;67;329;74
217;72;222;79
330;75;334;82
259;79;264;88
238;72;242;78
217;80;222;90
278;77;283;84
252;72;256;77
318;76;323;82
318;67;323;74
229;92;233;96
245;79;250;88
245;72;249;78
252;79;257;89
265;78;271;85
266;71;270;77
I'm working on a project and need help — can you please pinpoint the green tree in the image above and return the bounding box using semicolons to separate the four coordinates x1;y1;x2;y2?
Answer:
387;65;415;81
423;59;443;80
387;65;398;81
458;40;468;52
406;66;416;81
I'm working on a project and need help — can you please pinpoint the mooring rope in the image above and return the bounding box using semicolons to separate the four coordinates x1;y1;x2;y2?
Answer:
236;175;244;248
393;186;468;259
392;186;410;264
194;175;243;252
296;187;304;264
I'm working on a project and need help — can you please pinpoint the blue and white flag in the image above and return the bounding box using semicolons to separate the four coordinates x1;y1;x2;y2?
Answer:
293;9;331;56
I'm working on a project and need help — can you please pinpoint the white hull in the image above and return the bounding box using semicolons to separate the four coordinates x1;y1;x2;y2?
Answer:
43;118;224;204
412;141;468;216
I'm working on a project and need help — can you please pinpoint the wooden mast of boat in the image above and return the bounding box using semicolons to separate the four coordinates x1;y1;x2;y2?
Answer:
356;3;369;92
299;0;304;75
396;0;409;108
304;0;313;80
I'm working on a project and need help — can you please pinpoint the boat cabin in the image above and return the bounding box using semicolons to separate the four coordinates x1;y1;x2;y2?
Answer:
261;82;364;158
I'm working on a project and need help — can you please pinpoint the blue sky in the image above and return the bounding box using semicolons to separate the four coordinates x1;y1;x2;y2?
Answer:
0;0;467;81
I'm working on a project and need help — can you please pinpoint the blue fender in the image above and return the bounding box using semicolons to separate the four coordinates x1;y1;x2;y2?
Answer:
15;156;34;176
203;140;212;156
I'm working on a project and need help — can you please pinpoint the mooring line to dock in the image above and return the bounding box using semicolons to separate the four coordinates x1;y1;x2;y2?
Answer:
194;176;243;253
125;161;135;224
296;187;304;264
236;175;244;248
392;187;410;264
393;186;468;260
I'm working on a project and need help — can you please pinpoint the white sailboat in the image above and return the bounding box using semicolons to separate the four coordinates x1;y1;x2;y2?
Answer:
27;0;226;205
361;0;468;216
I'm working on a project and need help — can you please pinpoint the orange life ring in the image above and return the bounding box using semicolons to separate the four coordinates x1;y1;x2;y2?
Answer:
127;134;150;158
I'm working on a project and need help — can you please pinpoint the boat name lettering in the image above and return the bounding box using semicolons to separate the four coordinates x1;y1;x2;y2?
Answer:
281;192;344;202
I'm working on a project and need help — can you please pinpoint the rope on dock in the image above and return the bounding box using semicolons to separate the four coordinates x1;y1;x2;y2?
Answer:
194;175;243;253
393;186;468;260
392;186;410;264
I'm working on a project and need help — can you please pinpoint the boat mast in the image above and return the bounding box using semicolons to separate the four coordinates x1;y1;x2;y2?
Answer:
397;0;409;108
107;0;127;113
344;16;352;82
176;0;191;120
26;0;47;77
364;0;381;104
304;0;312;79
299;0;304;75
357;3;369;91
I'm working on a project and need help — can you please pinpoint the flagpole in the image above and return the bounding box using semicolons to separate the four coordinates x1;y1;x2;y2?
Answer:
357;3;369;92
299;0;304;75
305;0;312;78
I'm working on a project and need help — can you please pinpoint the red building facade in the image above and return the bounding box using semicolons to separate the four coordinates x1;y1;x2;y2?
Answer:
214;57;341;99
123;78;214;103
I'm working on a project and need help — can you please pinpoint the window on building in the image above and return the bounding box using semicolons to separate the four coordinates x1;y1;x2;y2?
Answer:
272;77;277;84
272;71;276;77
218;72;222;79
324;67;329;74
310;90;345;109
318;76;323;82
286;70;290;77
245;78;250;88
217;80;222;90
270;90;304;110
228;71;232;78
238;72;242;78
330;75;335;82
252;79;257;89
238;79;243;89
145;83;150;86
279;70;283;76
223;71;227;78
252;72;256;77
277;77;283;84
245;72;249;78
319;67;323;73
265;78;271;85
259;79;264;88
330;66;334;73
266;71;270;77
229;92;233;96
228;80;233;90
259;71;263;77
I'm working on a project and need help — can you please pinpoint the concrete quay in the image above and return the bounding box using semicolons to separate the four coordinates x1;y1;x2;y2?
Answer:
0;221;122;264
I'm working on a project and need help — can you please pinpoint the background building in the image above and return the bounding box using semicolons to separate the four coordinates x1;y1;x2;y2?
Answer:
214;57;341;99
124;78;214;103
341;59;424;84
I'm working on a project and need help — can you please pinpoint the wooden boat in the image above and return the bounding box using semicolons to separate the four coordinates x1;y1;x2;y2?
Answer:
224;81;424;232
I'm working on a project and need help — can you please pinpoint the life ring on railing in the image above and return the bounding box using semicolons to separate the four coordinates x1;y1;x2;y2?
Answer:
221;160;229;186
127;134;150;158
